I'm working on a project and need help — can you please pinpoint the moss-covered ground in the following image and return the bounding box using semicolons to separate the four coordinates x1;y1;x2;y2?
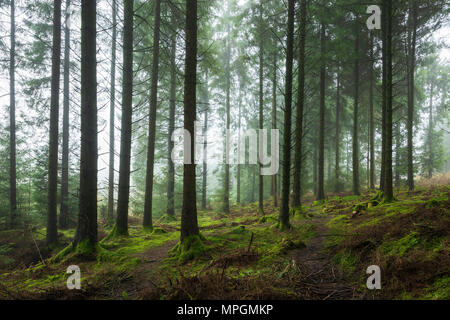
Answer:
0;185;448;300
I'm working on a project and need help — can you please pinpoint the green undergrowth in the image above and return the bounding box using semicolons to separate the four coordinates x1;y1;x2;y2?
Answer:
2;187;448;300
157;210;318;285
321;186;450;299
169;233;207;262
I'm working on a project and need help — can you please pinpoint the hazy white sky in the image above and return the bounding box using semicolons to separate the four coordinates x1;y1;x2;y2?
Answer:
0;2;448;192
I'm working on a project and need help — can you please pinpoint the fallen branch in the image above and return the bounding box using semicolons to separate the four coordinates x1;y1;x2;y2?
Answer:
247;232;254;253
28;225;46;266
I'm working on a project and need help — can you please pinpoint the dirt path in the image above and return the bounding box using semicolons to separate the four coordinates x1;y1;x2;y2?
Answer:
291;214;356;300
109;213;357;300
97;240;177;299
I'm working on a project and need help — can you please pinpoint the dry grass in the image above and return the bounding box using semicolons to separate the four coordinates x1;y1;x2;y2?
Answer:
416;172;450;188
333;189;450;299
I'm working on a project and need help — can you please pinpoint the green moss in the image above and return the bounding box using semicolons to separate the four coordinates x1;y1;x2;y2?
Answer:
102;229;178;256
106;224;129;239
325;215;350;249
290;206;306;216
297;224;317;242
23;272;65;289
158;214;177;223
353;203;367;213
333;251;356;272
370;191;384;202
421;276;450;300
74;238;97;256
425;195;448;209
0;252;14;267
230;225;247;234
46;240;65;251
277;221;291;231
380;232;420;256
59;228;76;239
0;243;13;255
327;214;348;228
385;205;415;217
51;243;75;263
359;215;383;227
342;195;360;202
96;246;141;271
380;195;396;205
51;238;98;263
278;237;306;253
258;215;277;223
312;199;326;206
170;234;207;262
142;225;153;233
179;235;206;262
152;227;167;235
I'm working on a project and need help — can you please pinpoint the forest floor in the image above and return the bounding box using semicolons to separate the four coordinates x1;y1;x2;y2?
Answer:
0;184;449;300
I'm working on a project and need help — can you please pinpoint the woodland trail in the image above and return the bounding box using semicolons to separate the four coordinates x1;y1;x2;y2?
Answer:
100;211;359;300
291;213;356;300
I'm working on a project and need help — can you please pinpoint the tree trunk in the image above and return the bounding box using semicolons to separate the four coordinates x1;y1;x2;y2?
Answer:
47;0;62;246
59;0;71;230
223;27;231;214
314;145;318;196
383;0;394;201
279;0;294;230
9;0;17;228
428;77;434;179
317;21;326;200
369;33;375;189
407;0;417;190
115;0;134;235
236;84;242;204
334;66;341;193
258;2;264;214
352;18;360;196
380;2;387;192
180;0;200;241
167;30;176;216
292;0;306;208
201;75;208;210
346;133;349;177
251;166;256;203
107;0;117;224
328;146;332;184
74;0;97;249
271;50;278;207
395;122;400;187
143;0;161;230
